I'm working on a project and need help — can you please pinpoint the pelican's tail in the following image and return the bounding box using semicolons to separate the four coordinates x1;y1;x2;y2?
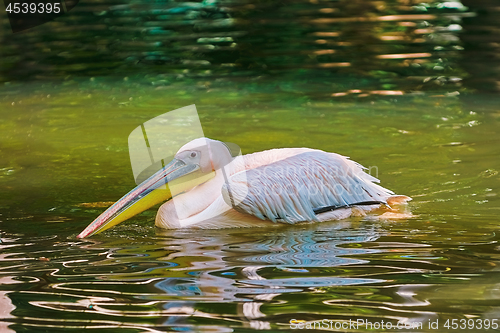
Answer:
386;195;412;207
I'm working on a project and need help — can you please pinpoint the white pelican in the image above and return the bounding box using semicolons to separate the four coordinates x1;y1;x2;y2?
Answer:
77;138;411;238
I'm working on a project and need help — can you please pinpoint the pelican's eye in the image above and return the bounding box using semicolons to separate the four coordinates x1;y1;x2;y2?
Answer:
190;152;197;158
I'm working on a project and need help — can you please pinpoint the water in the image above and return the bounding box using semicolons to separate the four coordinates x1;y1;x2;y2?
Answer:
1;78;499;332
0;0;480;93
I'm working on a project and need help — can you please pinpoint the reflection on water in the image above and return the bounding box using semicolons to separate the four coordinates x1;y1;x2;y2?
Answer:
0;224;426;330
2;217;500;331
3;0;497;94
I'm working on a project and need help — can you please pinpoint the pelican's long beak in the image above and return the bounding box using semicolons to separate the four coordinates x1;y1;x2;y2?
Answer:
77;159;209;238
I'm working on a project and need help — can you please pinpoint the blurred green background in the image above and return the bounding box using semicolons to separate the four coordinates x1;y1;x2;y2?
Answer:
1;0;499;94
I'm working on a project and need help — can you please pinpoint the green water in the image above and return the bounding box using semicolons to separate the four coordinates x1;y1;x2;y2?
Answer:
1;78;500;332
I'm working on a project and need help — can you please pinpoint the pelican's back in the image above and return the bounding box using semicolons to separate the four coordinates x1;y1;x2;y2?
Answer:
222;151;394;223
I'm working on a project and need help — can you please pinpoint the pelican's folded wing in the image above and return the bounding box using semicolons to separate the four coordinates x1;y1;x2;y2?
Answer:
221;151;393;223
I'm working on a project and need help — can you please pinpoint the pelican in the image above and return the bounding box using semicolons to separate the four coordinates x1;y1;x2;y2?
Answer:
77;138;411;238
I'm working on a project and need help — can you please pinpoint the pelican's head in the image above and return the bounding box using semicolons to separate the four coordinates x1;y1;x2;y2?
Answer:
175;137;234;173
77;138;233;238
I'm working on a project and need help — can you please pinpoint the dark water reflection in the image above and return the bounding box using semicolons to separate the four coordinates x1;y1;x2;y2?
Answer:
4;0;499;93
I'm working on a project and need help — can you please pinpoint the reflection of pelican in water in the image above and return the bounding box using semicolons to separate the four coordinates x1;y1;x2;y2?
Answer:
151;224;385;329
22;225;440;330
78;138;411;238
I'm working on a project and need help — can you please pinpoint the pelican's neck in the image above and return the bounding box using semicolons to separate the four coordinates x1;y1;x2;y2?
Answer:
156;158;244;229
177;172;225;218
155;149;315;229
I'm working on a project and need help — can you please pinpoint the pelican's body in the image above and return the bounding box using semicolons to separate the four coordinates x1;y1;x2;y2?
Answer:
78;138;410;238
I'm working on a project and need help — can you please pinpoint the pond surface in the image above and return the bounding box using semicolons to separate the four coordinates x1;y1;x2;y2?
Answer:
1;79;500;332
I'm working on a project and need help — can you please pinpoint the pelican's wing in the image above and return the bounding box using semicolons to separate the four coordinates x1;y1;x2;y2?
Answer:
221;151;393;223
